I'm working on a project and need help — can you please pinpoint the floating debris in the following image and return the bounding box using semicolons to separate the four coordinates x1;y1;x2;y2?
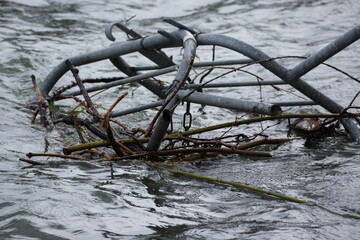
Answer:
23;18;360;163
20;19;360;205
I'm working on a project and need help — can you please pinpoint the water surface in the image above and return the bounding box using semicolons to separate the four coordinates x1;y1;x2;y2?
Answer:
1;0;360;239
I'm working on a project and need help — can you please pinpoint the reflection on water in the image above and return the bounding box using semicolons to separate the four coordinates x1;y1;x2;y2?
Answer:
1;0;360;239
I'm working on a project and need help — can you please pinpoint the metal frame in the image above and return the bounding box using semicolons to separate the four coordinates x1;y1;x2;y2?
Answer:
38;19;360;146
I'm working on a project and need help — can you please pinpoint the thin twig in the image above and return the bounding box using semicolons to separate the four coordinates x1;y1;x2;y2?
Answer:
236;138;299;150
101;93;129;157
19;158;47;165
31;75;46;127
105;122;124;157
26;152;87;160
31;75;55;130
348;91;360;107
42;98;55;130
74;117;87;143
65;60;101;119
101;93;128;129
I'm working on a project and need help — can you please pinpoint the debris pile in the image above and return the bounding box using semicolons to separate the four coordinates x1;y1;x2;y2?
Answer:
22;19;360;165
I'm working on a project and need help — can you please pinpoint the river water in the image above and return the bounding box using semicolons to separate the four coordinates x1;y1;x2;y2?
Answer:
1;0;360;239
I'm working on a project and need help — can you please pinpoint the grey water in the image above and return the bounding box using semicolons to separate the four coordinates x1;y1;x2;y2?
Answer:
1;0;360;239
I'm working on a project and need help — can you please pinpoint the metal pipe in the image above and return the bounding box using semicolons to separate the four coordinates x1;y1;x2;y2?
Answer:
177;89;282;116
64;65;176;96
289;25;360;81
38;29;183;95
146;109;173;152
64;76;289;98
132;58;254;71
188;80;287;89
110;100;164;118
38;20;360;142
163;17;197;34
271;100;317;106
106;22;176;68
169;30;197;89
196;33;360;142
106;22;175;98
110;57;167;98
108;99;316;120
147;30;197;151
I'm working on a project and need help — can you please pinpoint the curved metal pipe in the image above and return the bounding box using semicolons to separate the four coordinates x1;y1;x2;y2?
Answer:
147;29;197;151
38;30;183;95
64;65;176;97
106;22;176;98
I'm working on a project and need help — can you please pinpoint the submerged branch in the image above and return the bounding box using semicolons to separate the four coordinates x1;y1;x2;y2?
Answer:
19;158;47;166
26;152;88;161
63;113;358;154
236;138;300;150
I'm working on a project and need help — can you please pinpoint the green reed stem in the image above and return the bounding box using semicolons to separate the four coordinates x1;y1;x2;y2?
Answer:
152;164;311;204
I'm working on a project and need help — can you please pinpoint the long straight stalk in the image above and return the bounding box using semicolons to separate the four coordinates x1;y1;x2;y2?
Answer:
152;164;310;204
133;58;254;71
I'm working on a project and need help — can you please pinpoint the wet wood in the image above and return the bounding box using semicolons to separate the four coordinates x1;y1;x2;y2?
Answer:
65;60;101;119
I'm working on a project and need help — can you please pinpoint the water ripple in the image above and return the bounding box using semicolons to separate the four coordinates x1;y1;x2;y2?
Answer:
1;0;360;239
